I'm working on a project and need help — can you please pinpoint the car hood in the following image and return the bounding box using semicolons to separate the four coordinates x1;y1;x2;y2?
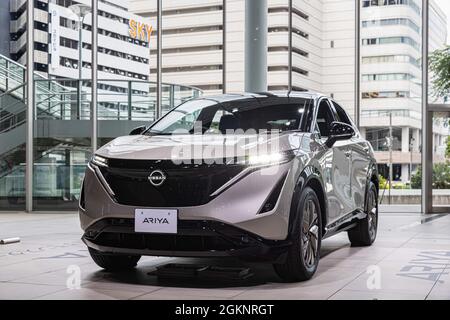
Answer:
95;133;308;161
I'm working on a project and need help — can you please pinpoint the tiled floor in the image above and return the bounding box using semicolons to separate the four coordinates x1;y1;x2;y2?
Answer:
0;211;449;300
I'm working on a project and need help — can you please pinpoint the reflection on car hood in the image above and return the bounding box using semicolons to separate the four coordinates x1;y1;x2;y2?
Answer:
96;133;308;161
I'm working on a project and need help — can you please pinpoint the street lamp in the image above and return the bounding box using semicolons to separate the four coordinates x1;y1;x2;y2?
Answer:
69;4;91;119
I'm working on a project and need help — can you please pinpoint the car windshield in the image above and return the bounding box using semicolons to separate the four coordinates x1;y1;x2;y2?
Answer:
147;97;311;135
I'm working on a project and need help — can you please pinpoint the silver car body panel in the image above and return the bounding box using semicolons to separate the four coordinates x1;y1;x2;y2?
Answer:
79;92;377;255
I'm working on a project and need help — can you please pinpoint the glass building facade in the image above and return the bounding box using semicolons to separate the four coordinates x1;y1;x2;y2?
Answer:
0;0;449;213
0;55;201;211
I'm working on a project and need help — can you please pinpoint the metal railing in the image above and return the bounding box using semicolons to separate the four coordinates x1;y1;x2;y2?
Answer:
34;78;202;122
1;53;202;134
1;53;203;209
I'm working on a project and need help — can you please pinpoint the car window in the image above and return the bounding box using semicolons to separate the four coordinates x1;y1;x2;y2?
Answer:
148;98;311;135
206;109;234;134
332;101;353;126
316;99;336;138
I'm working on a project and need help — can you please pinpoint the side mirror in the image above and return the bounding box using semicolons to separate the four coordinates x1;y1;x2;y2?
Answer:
326;122;355;148
129;125;147;136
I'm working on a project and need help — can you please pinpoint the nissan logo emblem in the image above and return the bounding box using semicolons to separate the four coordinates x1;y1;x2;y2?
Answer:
148;170;166;187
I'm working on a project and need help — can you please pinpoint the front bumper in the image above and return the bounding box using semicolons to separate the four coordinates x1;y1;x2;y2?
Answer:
80;161;297;241
82;218;291;262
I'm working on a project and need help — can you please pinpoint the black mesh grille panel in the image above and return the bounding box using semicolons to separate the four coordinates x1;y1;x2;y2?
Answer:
98;160;245;207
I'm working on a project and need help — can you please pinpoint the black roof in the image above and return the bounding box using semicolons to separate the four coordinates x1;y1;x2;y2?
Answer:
199;91;325;104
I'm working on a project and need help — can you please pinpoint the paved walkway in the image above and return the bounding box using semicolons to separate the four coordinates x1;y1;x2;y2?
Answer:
0;212;449;300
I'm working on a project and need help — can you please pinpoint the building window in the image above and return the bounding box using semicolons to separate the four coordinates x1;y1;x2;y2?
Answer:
151;65;223;73
151;45;223;55
362;91;411;99
362;55;420;67
362;36;420;50
268;46;309;58
141;5;223;17
59;56;148;80
361;0;421;15
155;25;223;36
362;18;420;33
366;127;402;152
362;73;415;82
268;86;307;91
268;66;309;77
269;27;309;39
60;17;148;48
268;6;309;21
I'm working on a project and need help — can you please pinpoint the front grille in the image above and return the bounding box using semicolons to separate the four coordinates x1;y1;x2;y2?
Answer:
84;219;289;261
85;219;264;252
94;232;239;252
98;160;245;207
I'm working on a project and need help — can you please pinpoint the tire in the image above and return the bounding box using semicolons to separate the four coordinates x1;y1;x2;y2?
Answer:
88;247;141;271
274;187;322;282
348;181;378;247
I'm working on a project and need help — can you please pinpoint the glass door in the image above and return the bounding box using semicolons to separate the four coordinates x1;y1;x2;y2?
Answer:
430;108;450;213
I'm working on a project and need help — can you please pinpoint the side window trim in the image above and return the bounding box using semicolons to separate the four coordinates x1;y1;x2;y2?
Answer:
313;98;337;138
327;99;339;122
330;99;360;137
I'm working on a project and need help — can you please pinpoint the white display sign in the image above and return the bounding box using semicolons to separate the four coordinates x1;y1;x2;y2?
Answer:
135;209;178;234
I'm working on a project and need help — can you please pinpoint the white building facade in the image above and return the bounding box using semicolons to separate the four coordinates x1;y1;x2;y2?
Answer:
130;0;447;182
360;0;447;182
9;0;151;82
6;0;446;182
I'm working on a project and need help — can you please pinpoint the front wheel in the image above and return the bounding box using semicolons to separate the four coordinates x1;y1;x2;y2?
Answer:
88;248;141;272
274;187;322;282
348;181;378;246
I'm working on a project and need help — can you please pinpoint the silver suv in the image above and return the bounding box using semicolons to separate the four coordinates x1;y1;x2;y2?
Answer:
80;92;379;282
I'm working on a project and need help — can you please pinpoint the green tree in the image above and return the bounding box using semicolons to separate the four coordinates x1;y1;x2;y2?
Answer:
447;137;450;159
411;166;422;189
411;163;450;189
429;46;450;99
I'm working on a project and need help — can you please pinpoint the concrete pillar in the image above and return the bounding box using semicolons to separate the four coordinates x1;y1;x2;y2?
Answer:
434;134;437;152
401;164;409;183
156;0;162;120
91;0;98;151
412;128;420;151
401;127;410;152
359;127;366;139
26;0;35;212
245;0;267;92
422;0;431;214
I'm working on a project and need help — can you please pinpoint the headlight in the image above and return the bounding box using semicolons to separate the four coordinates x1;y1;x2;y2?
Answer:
91;155;108;167
247;151;294;166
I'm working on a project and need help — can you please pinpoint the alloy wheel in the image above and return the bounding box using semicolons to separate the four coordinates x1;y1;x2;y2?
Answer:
367;189;378;241
301;199;320;269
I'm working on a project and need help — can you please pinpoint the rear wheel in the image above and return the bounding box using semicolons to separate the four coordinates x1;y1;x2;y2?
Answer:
348;182;378;246
274;187;322;282
88;248;141;271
